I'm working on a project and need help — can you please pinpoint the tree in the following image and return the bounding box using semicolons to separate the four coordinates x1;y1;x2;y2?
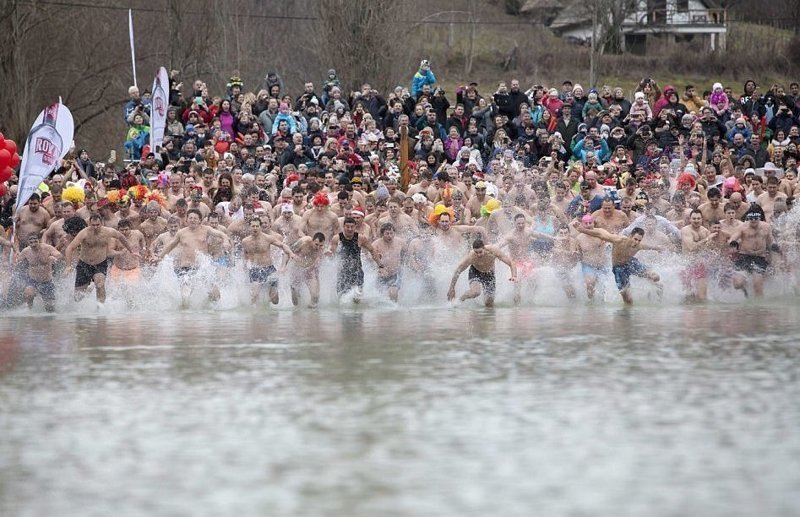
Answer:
314;0;411;93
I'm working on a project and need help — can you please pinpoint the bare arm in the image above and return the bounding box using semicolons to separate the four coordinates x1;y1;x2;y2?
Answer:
458;225;489;241
727;225;743;244
448;254;472;297
491;247;518;281
107;228;138;255
681;228;702;253
327;234;339;256
273;238;297;269
65;229;87;267
157;233;182;260
211;227;232;252
359;235;381;264
572;221;622;244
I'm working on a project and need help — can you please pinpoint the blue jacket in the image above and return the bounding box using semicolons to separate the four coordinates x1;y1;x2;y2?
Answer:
411;69;436;97
572;136;610;163
271;113;298;135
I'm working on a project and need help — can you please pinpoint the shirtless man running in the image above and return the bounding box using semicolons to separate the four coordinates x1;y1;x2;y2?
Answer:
574;215;610;302
680;209;712;301
573;221;663;305
157;209;232;302
302;192;340;243
447;238;517;307
108;218;146;287
289;233;326;307
65;214;139;304
729;211;773;298
273;204;305;244
497;213;539;304
15;193;51;250
241;217;297;305
17;234;62;312
371;222;406;302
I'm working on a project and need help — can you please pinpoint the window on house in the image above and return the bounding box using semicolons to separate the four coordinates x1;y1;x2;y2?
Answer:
677;0;689;10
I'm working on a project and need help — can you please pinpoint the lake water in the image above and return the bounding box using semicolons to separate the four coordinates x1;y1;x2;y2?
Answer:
1;302;799;516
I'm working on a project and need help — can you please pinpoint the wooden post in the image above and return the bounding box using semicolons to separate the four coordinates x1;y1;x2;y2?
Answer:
400;124;410;191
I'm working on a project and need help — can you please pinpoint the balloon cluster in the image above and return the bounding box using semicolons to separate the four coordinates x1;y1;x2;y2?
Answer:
0;132;19;197
0;132;20;184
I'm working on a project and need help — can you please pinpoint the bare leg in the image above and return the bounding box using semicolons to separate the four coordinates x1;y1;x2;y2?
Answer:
732;273;749;297
250;283;260;304
646;271;663;299
459;281;482;302
620;287;634;305
94;273;107;303
752;272;765;298
269;285;279;305
23;287;35;309
209;285;220;302
388;286;399;303
308;276;320;308
695;277;708;301
584;274;597;302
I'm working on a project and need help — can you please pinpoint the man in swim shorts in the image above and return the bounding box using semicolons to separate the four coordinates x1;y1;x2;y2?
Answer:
573;220;663;305
447;238;517;307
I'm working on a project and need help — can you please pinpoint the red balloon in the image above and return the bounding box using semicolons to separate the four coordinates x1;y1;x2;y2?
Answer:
4;140;16;154
0;184;6;197
0;132;4;141
0;149;10;168
0;167;12;183
10;153;20;168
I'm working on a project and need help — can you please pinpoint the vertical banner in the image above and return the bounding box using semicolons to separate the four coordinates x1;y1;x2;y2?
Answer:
129;9;137;89
16;100;74;210
150;67;169;152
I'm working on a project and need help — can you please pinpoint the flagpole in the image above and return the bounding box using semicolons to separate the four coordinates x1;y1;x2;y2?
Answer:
129;9;137;88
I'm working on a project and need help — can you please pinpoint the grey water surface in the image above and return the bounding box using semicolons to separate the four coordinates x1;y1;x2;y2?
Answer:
1;303;799;516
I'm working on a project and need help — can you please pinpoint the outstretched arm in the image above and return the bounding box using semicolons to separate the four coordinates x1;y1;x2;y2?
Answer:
493;248;518;282
359;235;381;265
209;227;232;252
571;220;621;244
65;230;87;268
109;228;139;256
157;234;181;260
447;255;472;300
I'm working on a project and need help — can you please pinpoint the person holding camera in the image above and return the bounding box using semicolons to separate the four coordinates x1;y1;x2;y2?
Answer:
431;87;450;126
123;86;151;127
768;102;800;135
411;59;436;98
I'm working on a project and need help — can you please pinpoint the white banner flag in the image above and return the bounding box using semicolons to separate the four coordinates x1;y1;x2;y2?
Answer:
129;9;137;89
149;67;169;152
16;99;74;210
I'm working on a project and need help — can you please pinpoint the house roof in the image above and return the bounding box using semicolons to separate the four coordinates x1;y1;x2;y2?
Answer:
548;0;590;30
548;0;726;31
520;0;564;14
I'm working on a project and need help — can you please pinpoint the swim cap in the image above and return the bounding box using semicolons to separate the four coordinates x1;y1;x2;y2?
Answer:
281;204;294;213
412;193;427;204
581;214;594;223
480;198;502;218
312;192;330;207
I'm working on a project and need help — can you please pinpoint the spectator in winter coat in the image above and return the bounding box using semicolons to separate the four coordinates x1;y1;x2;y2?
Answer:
411;60;437;98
